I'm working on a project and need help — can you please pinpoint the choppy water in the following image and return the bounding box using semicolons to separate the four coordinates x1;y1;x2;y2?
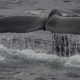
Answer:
0;31;80;57
0;45;80;80
0;31;80;80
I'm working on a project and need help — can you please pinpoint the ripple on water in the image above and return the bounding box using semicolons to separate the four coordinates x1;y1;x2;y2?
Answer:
65;72;80;78
34;76;57;80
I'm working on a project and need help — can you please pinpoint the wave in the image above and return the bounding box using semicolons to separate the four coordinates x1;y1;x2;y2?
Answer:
64;54;80;68
0;45;80;68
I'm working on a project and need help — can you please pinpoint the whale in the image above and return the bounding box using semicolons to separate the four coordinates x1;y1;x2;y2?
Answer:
0;16;46;33
45;9;80;34
0;9;80;34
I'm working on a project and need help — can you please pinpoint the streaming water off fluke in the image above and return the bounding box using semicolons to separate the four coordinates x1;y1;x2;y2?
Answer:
0;31;80;68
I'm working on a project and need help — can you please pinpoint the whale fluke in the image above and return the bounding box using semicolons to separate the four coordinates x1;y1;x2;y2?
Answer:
45;9;80;34
0;16;46;33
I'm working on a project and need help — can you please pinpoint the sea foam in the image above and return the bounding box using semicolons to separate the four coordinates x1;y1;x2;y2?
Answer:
0;44;80;68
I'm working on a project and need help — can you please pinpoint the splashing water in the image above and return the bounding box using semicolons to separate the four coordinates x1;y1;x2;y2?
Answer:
0;31;80;57
0;44;80;68
64;54;80;68
0;31;79;69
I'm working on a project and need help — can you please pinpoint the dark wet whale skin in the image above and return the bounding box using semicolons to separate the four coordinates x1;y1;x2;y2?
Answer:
0;9;80;34
0;16;46;33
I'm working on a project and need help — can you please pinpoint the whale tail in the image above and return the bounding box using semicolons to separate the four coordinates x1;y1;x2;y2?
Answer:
48;9;63;18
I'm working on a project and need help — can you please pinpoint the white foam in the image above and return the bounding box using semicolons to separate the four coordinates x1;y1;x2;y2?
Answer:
64;54;80;68
0;45;80;68
20;49;58;61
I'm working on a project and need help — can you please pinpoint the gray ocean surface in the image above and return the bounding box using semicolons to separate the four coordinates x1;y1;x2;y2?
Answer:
0;41;80;80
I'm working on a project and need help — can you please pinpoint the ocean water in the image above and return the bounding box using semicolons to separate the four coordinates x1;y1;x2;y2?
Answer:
0;45;80;80
0;31;80;80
